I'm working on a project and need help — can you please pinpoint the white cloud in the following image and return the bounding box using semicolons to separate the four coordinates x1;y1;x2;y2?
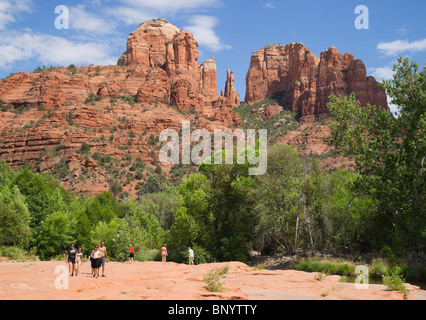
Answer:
69;5;116;34
0;31;116;69
263;2;275;9
0;0;32;30
109;0;223;25
369;66;394;81
121;0;222;13
105;6;154;25
377;38;426;56
185;15;231;52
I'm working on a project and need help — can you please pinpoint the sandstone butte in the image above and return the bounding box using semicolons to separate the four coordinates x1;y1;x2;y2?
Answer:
0;18;389;197
245;43;388;121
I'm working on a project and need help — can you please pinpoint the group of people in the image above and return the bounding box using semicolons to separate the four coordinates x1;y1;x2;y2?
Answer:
65;241;108;278
66;242;195;277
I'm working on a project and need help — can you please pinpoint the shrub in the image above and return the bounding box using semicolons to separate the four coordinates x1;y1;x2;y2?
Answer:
203;268;227;292
0;246;28;261
85;92;101;104
78;142;91;154
371;260;388;278
382;272;408;299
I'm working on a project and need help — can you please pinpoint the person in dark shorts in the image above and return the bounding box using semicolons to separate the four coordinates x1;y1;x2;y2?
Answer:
66;243;77;276
128;245;135;263
91;245;101;278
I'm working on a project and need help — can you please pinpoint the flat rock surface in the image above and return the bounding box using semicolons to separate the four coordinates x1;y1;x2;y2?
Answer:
0;261;424;300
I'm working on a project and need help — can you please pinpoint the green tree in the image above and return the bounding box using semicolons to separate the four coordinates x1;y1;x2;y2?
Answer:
326;57;425;252
138;175;162;196
8;167;54;227
0;161;16;189
85;192;118;225
35;211;75;260
137;189;181;230
255;143;304;254
0;186;32;248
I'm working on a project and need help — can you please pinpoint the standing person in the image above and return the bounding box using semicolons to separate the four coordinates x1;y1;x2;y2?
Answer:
75;248;83;276
91;245;101;278
99;241;108;277
89;248;95;276
161;244;167;265
188;247;194;265
128;245;135;264
66;243;77;276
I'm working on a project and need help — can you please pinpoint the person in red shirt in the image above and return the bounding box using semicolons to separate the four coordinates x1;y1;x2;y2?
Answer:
128;245;135;264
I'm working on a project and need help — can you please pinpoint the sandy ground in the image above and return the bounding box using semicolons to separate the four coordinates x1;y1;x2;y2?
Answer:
0;260;424;300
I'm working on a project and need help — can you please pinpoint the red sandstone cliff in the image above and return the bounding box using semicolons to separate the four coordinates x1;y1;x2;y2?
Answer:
0;19;241;120
245;43;388;120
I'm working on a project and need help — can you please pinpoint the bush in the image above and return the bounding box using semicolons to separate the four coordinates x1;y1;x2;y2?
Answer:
134;250;160;262
382;272;407;298
295;259;354;276
85;92;101;104
0;246;28;261
203;266;229;292
77;142;91;154
371;259;388;278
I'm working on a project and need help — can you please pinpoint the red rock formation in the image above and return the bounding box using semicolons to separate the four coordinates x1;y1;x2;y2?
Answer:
245;43;388;120
118;19;239;118
136;67;170;104
224;70;241;107
118;18;181;68
200;57;219;103
0;19;240;123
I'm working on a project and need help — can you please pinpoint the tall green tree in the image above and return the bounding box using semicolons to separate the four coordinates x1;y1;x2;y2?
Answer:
326;57;425;252
0;186;32;248
255;143;304;254
34;211;75;260
8;168;53;227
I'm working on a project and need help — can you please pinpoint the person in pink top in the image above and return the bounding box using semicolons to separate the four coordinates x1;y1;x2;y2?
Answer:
161;244;167;265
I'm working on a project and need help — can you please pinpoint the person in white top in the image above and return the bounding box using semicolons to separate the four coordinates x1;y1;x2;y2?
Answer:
91;246;101;278
75;248;83;276
188;247;194;265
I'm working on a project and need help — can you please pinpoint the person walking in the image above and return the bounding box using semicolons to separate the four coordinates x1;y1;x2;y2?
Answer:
188;247;194;265
66;243;77;276
99;241;108;277
128;245;135;264
89;248;95;276
91;245;101;278
161;244;167;265
75;247;83;276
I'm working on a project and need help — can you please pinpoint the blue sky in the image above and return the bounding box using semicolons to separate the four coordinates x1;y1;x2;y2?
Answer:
0;0;425;113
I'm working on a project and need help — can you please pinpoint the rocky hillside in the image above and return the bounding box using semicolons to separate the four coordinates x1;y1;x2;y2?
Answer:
0;18;389;197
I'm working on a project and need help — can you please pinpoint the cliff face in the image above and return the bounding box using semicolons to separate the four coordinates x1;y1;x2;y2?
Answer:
0;18;391;196
245;43;388;120
117;18;241;117
0;19;242;197
0;19;241;120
